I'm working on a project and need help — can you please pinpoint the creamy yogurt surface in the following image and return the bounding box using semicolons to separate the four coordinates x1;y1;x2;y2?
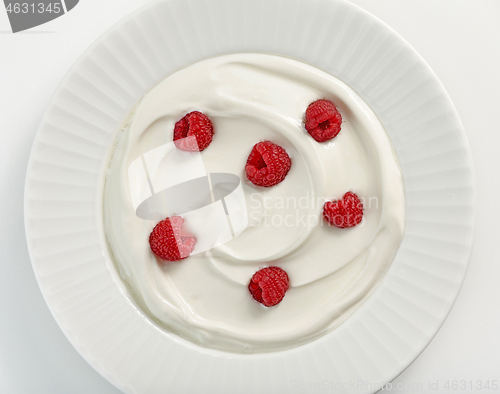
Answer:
103;53;406;353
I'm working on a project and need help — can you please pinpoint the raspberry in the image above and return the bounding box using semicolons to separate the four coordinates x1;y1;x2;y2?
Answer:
149;216;197;261
173;111;214;152
248;267;290;307
323;191;364;228
304;99;342;142
245;141;292;187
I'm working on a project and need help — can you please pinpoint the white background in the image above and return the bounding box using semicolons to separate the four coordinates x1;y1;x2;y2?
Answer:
1;1;499;393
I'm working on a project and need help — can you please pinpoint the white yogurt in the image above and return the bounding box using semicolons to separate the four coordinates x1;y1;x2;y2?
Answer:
103;54;406;353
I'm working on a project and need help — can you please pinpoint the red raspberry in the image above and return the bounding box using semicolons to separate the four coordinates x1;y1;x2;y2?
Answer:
149;216;197;261
245;141;292;187
304;99;342;142
248;267;290;307
323;191;364;228
173;111;214;152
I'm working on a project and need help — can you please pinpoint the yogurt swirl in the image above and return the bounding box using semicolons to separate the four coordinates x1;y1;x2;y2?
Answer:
103;54;406;353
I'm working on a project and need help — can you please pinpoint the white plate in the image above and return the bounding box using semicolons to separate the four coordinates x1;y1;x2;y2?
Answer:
24;0;475;393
